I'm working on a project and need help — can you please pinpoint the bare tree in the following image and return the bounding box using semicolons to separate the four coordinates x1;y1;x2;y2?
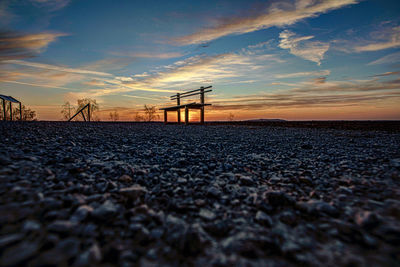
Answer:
134;112;144;122
228;112;235;121
144;104;159;122
61;101;74;121
109;110;119;121
13;105;37;121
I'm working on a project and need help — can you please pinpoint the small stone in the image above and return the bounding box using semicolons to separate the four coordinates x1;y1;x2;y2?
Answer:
297;200;339;217
0;233;24;249
47;220;77;233
22;220;41;232
279;211;297;226
206;187;221;198
88;243;102;263
119;174;133;183
119;185;147;200
355;211;380;229
0;241;40;266
265;191;295;207
195;199;206;207
92;200;118;220
71;205;94;222
299;177;313;186
239;175;254;186
199;209;216;221
130;224;150;244
255;211;273;227
180;224;210;256
337;186;352;195
177;177;187;184
301;144;313;149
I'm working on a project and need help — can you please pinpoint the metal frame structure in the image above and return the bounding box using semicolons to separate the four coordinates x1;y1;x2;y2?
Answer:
68;103;91;122
160;86;212;125
0;95;22;121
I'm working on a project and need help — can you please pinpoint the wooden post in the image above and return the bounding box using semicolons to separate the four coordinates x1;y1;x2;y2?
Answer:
176;93;181;124
164;110;167;124
2;99;5;121
200;87;205;124
81;111;86;121
9;102;12;121
88;103;91;122
19;102;22;121
185;106;189;125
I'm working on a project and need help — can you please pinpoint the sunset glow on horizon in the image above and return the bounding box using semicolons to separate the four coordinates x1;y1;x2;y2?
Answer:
1;0;399;121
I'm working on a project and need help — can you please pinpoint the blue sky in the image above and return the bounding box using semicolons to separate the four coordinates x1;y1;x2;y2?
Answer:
0;0;399;120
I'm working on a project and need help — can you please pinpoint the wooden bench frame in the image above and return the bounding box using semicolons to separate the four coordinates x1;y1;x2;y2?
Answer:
160;86;212;125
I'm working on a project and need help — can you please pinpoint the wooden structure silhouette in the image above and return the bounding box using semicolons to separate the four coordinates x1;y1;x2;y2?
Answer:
0;94;22;121
68;103;91;122
160;86;212;125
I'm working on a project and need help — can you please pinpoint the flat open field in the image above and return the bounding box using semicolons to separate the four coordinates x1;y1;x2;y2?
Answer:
0;122;399;266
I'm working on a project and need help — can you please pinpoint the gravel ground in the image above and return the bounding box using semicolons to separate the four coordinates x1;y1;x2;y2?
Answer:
0;122;399;266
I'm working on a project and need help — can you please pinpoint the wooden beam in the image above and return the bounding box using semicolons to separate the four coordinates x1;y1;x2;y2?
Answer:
68;103;89;121
19;102;22;121
9;102;12;121
177;93;181;124
164;110;167;124
2;99;5;121
171;89;212;100
88;103;91;122
170;86;212;98
185;106;189;125
81;110;86;121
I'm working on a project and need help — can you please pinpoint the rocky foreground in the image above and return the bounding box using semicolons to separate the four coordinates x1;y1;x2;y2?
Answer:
0;122;399;266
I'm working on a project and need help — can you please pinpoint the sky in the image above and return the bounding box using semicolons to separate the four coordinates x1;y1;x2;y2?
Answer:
0;0;399;121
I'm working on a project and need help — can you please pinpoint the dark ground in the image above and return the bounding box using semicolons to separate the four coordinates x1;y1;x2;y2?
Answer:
0;121;399;266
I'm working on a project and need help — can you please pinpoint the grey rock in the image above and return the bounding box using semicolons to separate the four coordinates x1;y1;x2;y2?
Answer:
255;211;273;227
71;205;93;222
47;220;77;233
0;241;40;266
199;209;217;221
92;200;117;220
119;185;147;200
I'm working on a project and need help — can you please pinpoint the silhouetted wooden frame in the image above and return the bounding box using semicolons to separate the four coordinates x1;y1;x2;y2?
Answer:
68;103;91;122
160;86;212;125
0;95;22;121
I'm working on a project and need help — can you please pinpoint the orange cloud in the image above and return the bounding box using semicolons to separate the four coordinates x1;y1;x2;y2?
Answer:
0;31;66;61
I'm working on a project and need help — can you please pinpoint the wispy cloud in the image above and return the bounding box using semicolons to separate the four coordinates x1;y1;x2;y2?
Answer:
111;51;184;59
276;70;330;78
0;31;66;61
368;51;400;65
5;60;112;76
0;1;14;26
279;30;329;65
372;71;400;77
355;26;400;52
173;0;358;45
30;0;71;11
81;58;133;72
0;79;73;90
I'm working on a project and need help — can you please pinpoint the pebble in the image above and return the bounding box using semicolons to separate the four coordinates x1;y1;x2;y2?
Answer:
199;209;217;221
255;211;273;226
92;200;118;220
